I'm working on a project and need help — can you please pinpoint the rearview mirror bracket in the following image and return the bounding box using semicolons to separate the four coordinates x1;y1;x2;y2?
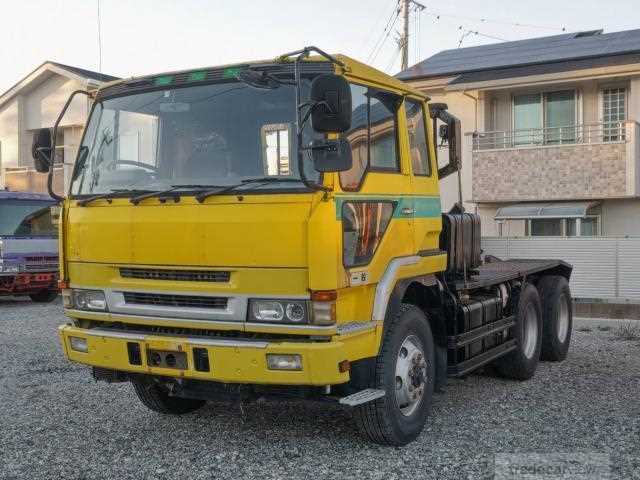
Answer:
33;89;92;202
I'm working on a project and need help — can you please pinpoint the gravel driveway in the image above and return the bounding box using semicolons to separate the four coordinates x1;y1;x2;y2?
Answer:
1;298;639;479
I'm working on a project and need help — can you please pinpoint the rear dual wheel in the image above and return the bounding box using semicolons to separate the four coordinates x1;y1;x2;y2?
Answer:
538;276;572;362
494;284;542;380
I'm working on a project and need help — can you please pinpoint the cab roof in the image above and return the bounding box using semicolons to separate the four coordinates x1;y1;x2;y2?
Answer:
96;51;427;101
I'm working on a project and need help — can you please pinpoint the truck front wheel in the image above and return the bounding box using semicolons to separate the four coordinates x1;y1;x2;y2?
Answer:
353;304;435;446
29;290;59;303
131;377;205;414
493;284;542;380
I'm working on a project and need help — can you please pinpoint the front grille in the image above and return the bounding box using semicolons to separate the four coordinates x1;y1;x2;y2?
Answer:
120;267;230;283
24;263;58;272
122;292;228;310
25;256;58;263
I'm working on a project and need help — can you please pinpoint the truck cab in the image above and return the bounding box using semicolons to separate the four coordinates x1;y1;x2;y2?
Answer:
0;191;59;302
33;48;573;446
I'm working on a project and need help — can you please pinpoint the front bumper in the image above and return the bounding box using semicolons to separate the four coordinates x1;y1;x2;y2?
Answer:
59;323;379;386
0;271;58;294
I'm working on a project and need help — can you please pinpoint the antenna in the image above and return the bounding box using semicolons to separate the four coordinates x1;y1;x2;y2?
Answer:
97;0;103;73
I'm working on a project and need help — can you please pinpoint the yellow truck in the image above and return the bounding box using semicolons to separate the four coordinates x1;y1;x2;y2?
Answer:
33;47;573;446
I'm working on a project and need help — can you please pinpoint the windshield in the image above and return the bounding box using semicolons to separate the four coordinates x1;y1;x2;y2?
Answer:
71;78;321;196
0;200;57;237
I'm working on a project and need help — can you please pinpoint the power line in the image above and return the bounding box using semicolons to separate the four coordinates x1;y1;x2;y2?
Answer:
385;47;401;72
367;1;401;63
424;9;567;33
367;2;402;64
359;3;396;57
458;28;510;48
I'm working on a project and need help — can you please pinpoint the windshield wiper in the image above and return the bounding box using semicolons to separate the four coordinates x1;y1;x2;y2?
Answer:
77;189;154;207
129;184;224;205
195;177;302;203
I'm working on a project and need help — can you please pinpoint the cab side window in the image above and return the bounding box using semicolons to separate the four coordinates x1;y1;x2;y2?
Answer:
340;85;401;191
369;92;399;171
405;99;431;176
339;85;369;190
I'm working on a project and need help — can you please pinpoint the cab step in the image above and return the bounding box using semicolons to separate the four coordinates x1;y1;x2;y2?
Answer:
338;388;386;406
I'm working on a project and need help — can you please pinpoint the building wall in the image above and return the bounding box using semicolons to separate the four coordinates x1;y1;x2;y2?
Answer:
21;75;87;168
602;198;640;236
473;142;629;202
420;89;481;212
484;77;637;130
1;72;89;193
0;99;19;172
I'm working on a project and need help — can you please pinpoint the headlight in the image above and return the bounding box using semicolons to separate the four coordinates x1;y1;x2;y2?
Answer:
248;299;309;324
71;289;108;311
0;264;19;273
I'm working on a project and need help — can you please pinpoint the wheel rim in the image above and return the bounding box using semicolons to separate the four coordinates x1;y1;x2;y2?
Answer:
394;335;427;417
522;303;538;359
557;294;570;343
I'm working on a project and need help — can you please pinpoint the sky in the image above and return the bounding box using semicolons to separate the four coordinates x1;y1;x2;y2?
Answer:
1;0;639;93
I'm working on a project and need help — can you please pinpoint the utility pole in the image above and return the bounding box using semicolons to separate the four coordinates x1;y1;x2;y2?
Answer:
399;0;425;71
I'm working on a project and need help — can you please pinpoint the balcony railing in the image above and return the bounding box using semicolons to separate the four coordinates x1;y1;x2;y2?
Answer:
472;121;629;151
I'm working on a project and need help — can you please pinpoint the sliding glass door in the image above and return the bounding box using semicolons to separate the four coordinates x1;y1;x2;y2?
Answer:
512;90;576;146
513;93;542;145
544;91;576;144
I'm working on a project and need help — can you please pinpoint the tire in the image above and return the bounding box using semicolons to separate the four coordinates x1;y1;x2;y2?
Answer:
353;304;435;446
538;276;572;362
29;290;59;303
131;377;205;414
493;284;542;380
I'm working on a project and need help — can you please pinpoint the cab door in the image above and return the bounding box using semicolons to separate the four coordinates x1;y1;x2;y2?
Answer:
403;98;442;254
337;84;415;284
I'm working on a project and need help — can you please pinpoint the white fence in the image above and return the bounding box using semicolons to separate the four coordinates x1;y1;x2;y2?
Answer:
482;237;640;302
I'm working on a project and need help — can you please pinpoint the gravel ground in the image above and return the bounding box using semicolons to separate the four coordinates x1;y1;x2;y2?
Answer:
1;297;639;480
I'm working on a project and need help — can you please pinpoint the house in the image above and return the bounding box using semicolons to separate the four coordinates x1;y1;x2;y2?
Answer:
398;28;640;238
0;62;118;194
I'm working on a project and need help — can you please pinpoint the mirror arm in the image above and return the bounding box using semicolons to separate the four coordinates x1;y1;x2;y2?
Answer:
279;46;345;68
293;53;331;193
48;89;92;202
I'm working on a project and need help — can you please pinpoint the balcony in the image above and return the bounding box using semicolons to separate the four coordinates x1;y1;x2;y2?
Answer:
471;121;640;202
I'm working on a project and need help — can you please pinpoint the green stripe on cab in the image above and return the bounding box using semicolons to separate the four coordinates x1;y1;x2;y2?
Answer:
335;195;441;220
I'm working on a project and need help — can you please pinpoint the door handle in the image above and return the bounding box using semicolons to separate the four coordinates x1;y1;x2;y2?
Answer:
401;207;415;215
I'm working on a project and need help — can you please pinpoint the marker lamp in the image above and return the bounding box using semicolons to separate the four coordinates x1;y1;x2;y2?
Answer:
72;289;108;311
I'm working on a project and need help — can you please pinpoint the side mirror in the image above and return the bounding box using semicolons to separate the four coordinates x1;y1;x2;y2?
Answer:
429;103;462;179
32;128;53;173
310;138;353;172
310;74;352;133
